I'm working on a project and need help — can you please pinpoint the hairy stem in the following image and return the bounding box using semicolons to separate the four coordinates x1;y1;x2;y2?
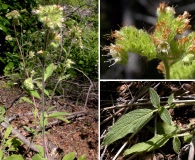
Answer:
163;59;170;79
13;24;29;78
41;58;46;158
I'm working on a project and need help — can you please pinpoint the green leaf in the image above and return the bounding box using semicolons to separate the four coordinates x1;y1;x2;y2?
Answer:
102;109;154;146
33;108;38;119
48;112;70;118
23;126;36;135
59;75;69;81
55;116;70;123
2;4;9;9
32;154;47;160
34;81;42;89
168;94;174;106
24;77;34;90
156;122;178;135
20;97;33;104
173;136;181;153
158;107;173;125
0;16;10;25
78;154;86;160
149;88;160;108
0;57;5;63
44;63;54;82
30;90;41;99
3;62;14;75
47;106;56;111
4;154;24;160
5;137;23;151
184;134;192;143
40;113;48;128
0;149;3;159
34;81;49;98
62;152;77;160
124;134;170;156
32;154;42;160
47;111;70;123
0;106;5;115
4;125;12;139
35;145;44;157
44;89;50;98
0;24;7;33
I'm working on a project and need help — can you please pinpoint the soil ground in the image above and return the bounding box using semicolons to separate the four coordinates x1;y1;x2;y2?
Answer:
0;79;98;160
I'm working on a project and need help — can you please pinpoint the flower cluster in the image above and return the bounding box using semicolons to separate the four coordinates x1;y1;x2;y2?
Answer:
104;2;195;66
69;26;83;49
176;11;191;34
103;2;195;78
152;2;194;60
32;5;64;29
6;10;20;19
104;26;156;66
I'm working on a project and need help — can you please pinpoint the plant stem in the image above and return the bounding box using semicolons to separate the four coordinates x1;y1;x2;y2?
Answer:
13;24;29;78
41;28;50;158
163;59;170;79
41;58;46;158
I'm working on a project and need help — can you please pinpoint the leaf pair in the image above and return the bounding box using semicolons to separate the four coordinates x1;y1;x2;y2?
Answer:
102;88;178;156
40;111;70;128
150;88;174;125
24;63;55;91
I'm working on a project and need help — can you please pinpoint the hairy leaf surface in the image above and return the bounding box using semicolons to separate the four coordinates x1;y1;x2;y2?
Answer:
149;88;160;108
124;134;170;156
102;109;154;145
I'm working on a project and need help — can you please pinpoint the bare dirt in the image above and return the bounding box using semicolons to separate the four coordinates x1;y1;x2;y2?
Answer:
0;79;98;160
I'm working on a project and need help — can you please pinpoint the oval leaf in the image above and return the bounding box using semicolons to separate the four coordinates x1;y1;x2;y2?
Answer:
30;90;41;99
20;97;33;104
157;122;178;135
0;150;3;159
124;134;170;156
0;24;7;33
44;63;54;81
32;154;43;160
173;136;181;153
35;145;44;157
168;93;174;106
102;109;154;146
40;113;48;128
4;154;24;160
149;88;160;108
48;112;70;118
32;154;47;160
55;116;70;123
158;107;173;125
4;125;12;139
78;154;86;160
0;106;6;115
62;152;76;160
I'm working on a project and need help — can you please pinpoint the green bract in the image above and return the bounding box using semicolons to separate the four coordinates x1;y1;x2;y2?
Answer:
104;2;195;79
106;26;156;65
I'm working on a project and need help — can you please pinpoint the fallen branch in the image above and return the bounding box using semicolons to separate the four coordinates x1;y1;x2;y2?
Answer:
0;111;89;158
1;120;39;153
72;67;94;110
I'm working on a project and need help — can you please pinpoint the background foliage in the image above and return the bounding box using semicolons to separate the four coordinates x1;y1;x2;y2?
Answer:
0;0;98;82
